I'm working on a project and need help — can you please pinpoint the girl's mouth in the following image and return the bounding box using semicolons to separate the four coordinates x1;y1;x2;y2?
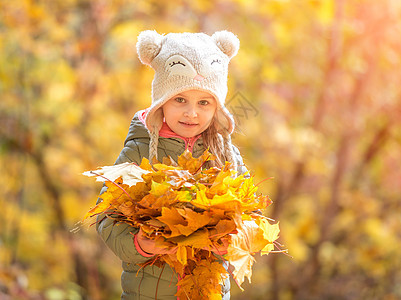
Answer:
179;121;198;127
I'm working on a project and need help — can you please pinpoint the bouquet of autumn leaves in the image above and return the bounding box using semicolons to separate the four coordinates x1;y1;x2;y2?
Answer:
83;150;281;299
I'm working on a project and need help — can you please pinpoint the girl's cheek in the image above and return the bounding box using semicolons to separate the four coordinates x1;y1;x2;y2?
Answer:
199;105;215;112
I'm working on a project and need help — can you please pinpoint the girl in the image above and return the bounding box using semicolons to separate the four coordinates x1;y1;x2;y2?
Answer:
96;30;247;300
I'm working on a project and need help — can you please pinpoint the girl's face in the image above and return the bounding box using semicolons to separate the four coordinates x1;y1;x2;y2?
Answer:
162;90;217;138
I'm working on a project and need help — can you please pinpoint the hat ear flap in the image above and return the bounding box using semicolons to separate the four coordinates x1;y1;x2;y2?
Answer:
212;30;240;59
136;30;163;66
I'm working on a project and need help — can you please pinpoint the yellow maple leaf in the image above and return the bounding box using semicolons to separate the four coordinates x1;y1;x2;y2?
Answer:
191;187;211;209
210;168;236;192
257;218;280;255
139;157;153;171
174;190;192;202
177;149;215;174
176;245;188;266
83;198;110;220
150;180;171;197
238;177;258;199
210;190;241;211
83;179;130;220
225;221;269;289
177;150;201;173
152;163;180;172
223;172;246;189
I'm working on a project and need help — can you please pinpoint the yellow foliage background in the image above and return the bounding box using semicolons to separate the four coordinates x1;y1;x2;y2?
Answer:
1;0;401;299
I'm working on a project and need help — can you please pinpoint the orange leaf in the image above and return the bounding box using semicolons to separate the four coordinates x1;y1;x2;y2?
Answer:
174;208;211;236
212;219;237;239
175;259;227;300
157;207;187;237
169;228;211;249
176;245;188;266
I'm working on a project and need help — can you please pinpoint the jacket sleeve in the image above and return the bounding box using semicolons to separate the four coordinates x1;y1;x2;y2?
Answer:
95;143;152;264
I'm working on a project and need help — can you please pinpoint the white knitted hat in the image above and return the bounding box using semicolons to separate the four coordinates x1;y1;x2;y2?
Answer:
136;30;240;135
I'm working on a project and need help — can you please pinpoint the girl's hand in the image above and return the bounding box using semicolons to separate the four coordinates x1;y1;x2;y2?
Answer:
136;227;178;255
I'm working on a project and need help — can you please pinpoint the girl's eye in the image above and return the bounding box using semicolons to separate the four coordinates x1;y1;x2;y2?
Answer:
175;97;185;103
199;100;209;106
211;59;221;65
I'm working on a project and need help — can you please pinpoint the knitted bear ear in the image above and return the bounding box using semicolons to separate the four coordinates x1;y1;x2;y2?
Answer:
136;30;164;66
212;30;240;59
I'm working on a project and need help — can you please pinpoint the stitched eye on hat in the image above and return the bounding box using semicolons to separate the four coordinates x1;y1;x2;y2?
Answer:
208;55;224;73
169;61;186;67
165;55;197;78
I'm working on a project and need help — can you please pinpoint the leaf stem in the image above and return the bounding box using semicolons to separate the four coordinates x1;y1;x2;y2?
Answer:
155;263;165;300
255;177;274;187
194;154;211;174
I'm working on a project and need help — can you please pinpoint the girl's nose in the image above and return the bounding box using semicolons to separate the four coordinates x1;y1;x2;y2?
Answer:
184;106;198;118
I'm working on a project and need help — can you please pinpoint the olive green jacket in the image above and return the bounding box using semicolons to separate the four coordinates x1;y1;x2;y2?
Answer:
96;111;247;299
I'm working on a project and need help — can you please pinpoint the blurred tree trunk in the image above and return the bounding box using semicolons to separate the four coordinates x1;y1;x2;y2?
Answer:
351;121;392;190
269;0;348;298
296;7;384;299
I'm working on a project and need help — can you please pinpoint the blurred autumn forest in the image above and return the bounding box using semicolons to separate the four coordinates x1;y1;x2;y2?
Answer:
1;0;401;299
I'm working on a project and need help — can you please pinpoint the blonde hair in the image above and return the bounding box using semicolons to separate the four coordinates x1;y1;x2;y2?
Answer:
201;119;237;170
148;127;159;163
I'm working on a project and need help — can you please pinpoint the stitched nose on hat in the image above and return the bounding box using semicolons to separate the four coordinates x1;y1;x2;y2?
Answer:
193;74;205;81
